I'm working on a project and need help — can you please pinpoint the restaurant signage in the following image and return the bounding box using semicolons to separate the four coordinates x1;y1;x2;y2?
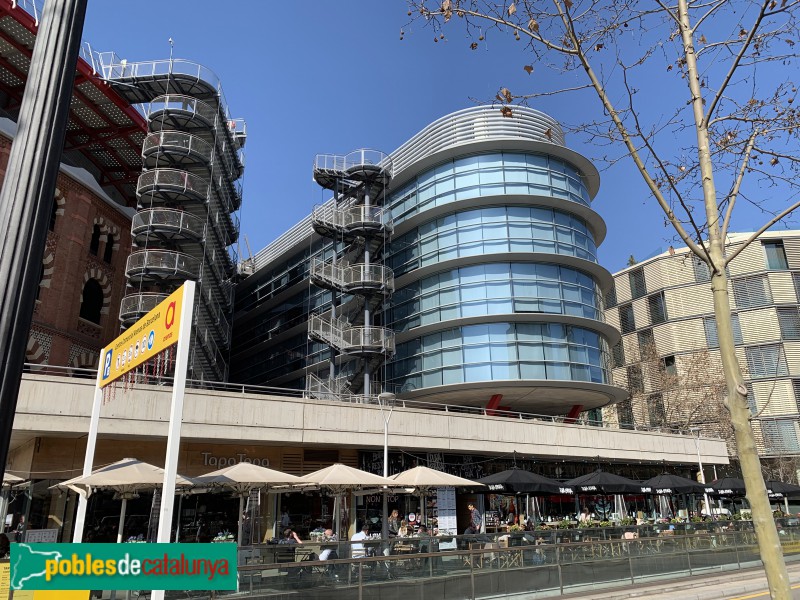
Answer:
200;452;270;468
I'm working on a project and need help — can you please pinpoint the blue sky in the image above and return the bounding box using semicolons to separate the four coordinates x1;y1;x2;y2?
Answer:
81;1;794;273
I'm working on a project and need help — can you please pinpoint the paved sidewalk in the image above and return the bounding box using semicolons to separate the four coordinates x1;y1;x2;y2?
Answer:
560;560;800;600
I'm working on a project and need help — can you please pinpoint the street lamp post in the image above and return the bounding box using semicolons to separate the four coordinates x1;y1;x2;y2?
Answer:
378;392;396;540
690;427;713;518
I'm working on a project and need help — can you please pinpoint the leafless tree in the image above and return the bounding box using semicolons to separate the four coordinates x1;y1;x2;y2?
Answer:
405;1;800;595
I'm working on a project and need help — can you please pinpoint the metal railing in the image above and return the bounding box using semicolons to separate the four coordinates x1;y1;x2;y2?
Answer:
131;208;206;241
308;314;395;356
143;131;213;166
125;249;201;280
310;258;394;295
118;293;168;323
136;168;210;202
224;525;796;600
311;204;393;237
313;149;393;177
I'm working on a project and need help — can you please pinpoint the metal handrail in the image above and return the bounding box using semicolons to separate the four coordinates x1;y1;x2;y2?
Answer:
310;258;394;294
131;208;206;240
137;168;210;201
143;131;213;165
309;314;395;355
312;204;393;235
118;293;168;320
314;149;393;177
125;249;201;279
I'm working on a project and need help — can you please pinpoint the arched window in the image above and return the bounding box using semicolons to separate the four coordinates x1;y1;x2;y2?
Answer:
89;225;101;256
79;279;103;324
103;234;114;263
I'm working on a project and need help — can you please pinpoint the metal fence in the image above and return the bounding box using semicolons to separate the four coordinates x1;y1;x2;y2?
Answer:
152;523;800;600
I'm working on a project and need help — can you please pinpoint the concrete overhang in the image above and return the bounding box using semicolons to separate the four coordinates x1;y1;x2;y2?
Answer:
11;374;729;467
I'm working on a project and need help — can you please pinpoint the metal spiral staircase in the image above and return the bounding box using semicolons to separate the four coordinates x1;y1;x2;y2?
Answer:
100;56;245;382
307;150;394;399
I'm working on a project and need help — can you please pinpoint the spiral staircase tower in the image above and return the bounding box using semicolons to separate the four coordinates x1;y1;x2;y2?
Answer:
99;57;245;382
307;150;394;399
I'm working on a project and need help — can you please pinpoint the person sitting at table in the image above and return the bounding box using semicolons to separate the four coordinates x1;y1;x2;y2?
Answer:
279;528;303;545
397;519;410;537
578;507;591;523
319;529;338;560
351;523;371;558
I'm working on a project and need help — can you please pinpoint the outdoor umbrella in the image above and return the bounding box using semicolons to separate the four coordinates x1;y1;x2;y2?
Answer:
2;472;22;486
56;458;195;543
565;470;642;494
766;481;800;498
641;473;706;495
197;462;305;545
391;466;484;527
478;468;570;495
709;477;748;496
299;464;397;537
478;467;572;526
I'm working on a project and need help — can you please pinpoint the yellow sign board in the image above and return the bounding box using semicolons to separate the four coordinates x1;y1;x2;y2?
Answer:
12;592;89;600
99;285;187;388
0;561;8;600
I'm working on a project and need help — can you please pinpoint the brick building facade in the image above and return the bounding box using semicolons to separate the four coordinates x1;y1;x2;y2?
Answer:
0;132;134;373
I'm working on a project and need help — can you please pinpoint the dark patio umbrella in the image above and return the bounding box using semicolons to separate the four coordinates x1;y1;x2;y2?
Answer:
641;473;706;495
709;477;747;496
767;481;800;499
565;470;642;494
478;468;573;495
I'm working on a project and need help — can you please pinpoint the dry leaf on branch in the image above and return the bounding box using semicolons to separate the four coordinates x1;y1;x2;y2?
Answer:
500;106;513;117
500;87;513;102
771;157;780;165
528;18;539;33
470;42;479;50
508;2;516;16
544;128;553;140
523;65;534;74
564;0;573;8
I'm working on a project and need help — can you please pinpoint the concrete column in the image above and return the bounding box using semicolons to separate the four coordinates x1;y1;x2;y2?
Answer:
0;0;88;480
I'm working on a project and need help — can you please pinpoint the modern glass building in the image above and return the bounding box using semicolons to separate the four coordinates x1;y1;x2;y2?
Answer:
232;106;625;416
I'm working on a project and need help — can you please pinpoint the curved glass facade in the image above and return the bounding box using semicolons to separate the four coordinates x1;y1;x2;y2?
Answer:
387;152;591;227
387;206;597;277
389;262;603;331
387;322;611;392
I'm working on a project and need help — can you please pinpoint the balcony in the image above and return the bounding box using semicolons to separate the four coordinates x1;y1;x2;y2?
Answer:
311;204;393;240
313;149;392;189
142;131;213;170
136;168;210;206
125;250;200;283
119;293;169;326
308;314;395;357
131;209;206;245
310;258;394;296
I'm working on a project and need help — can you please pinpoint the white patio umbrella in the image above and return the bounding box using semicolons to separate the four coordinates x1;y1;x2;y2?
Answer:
55;458;195;543
2;472;23;486
197;462;305;545
390;466;484;527
299;464;397;537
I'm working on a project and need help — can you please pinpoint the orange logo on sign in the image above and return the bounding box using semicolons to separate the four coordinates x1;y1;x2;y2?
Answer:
165;301;176;329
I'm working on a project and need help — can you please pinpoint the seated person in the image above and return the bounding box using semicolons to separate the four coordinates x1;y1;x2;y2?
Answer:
417;523;432;553
319;529;338;561
351;523;371;558
279;528;303;545
397;519;410;537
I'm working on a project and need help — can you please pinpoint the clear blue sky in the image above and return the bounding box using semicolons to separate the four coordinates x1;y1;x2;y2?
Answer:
81;1;794;273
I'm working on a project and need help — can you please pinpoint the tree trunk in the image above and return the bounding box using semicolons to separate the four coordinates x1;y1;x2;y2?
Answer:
710;265;790;598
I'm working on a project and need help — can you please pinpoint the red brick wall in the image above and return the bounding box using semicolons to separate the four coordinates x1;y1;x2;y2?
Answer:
0;134;133;371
